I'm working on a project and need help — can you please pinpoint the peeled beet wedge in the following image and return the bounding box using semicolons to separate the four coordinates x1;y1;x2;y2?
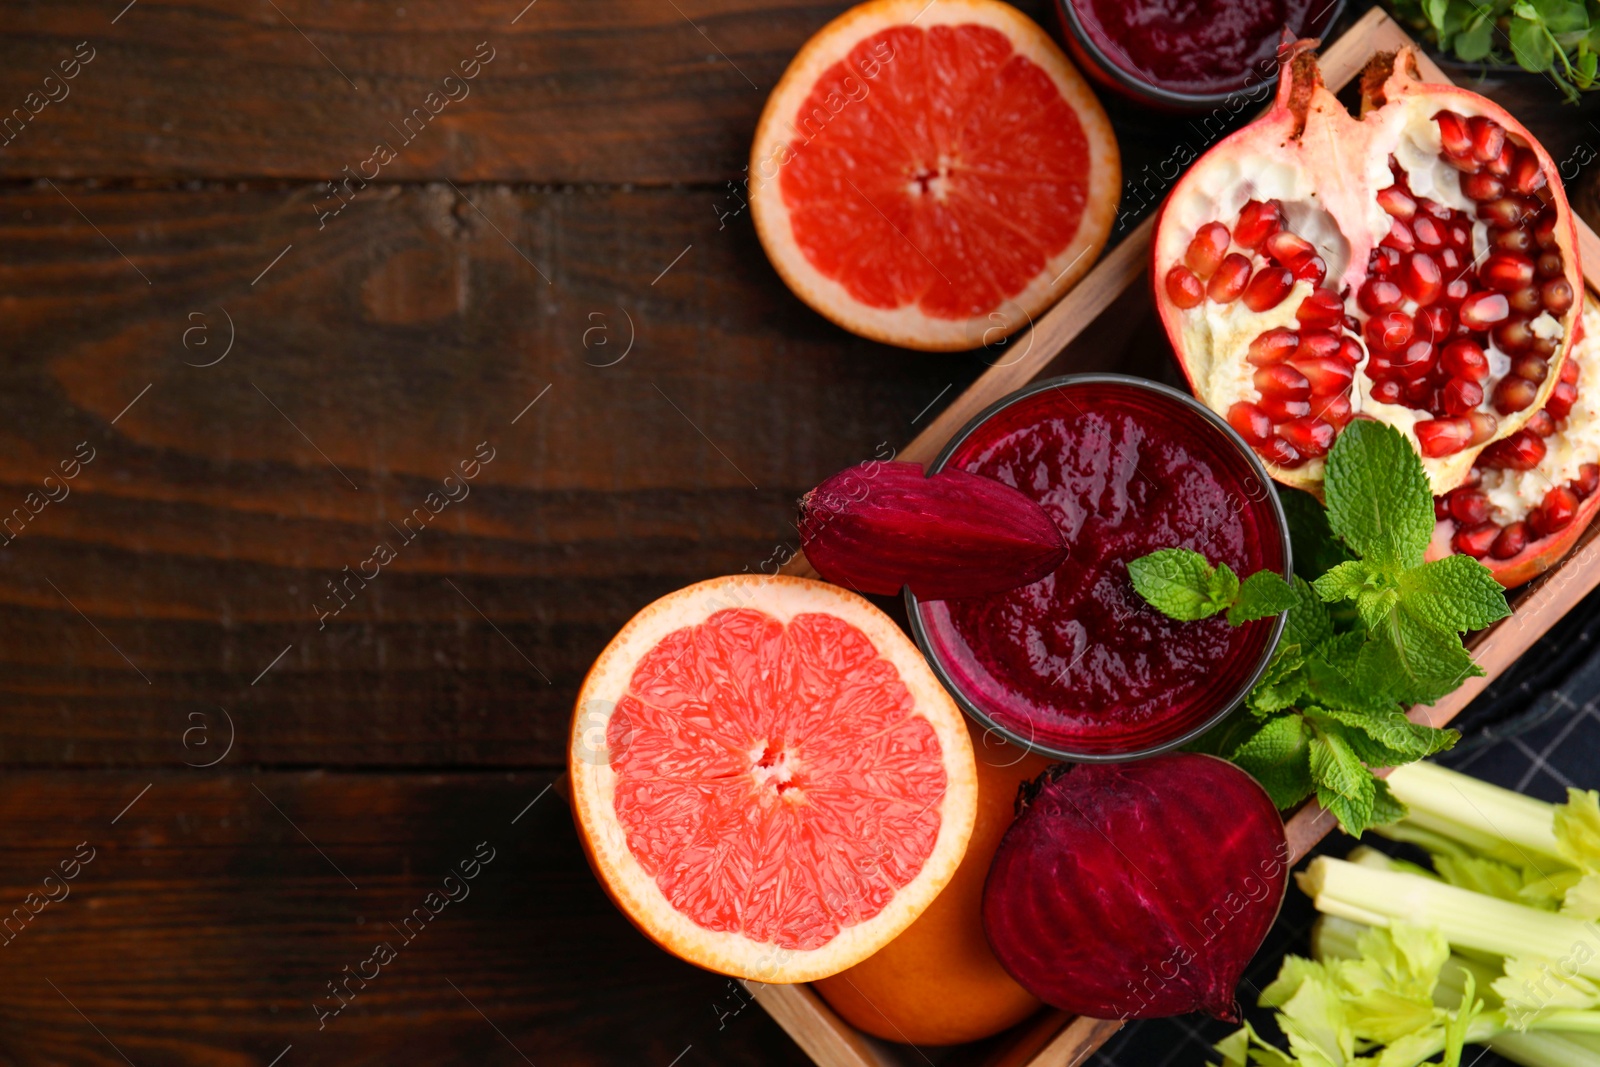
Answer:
1154;42;1582;496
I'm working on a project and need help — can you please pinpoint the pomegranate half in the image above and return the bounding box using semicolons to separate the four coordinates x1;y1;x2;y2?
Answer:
1155;43;1582;495
1427;297;1600;588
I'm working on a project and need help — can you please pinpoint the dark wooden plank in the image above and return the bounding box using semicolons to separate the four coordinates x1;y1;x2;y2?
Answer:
0;0;1059;185
0;769;812;1066
0;181;979;767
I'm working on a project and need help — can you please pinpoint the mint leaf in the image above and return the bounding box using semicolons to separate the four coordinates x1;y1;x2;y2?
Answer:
1231;713;1315;809
1398;554;1511;632
1313;559;1373;604
1280;486;1355;581
1285;575;1334;650
1360;605;1484;706
1228;570;1297;625
1128;548;1236;621
1323;421;1434;574
1308;704;1457;766
1356;587;1401;632
1311;727;1377;834
1371;777;1408;827
1304;632;1397;713
1248;649;1306;716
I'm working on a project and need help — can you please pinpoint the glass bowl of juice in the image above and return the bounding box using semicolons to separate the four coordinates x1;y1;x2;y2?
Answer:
907;374;1291;761
1054;0;1345;112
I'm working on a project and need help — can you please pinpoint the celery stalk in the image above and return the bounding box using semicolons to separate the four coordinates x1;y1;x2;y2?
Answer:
1384;762;1569;872
1299;858;1600;977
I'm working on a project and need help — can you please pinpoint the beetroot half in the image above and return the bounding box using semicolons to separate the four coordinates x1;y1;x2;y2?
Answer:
981;753;1288;1021
798;461;1067;601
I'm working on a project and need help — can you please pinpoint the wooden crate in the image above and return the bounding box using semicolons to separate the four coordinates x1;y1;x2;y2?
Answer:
761;7;1600;1066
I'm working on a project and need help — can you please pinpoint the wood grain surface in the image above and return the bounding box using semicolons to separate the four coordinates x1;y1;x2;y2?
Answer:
3;1;1599;1065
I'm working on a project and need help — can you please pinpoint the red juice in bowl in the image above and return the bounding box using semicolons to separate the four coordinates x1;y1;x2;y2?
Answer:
909;375;1290;760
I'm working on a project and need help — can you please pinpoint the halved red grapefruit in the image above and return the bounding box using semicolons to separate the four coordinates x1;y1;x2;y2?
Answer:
569;575;978;982
749;0;1120;352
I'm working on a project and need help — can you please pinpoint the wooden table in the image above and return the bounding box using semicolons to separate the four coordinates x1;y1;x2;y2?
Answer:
0;2;1594;1064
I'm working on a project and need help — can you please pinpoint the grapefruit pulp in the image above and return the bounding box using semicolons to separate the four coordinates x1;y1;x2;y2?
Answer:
812;720;1051;1044
750;0;1120;351
569;575;978;983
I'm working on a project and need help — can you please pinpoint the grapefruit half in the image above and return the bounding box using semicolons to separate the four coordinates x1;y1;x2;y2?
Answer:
750;0;1121;352
570;575;978;983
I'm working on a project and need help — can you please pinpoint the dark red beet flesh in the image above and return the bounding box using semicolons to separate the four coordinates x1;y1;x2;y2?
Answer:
798;461;1068;600
981;753;1288;1021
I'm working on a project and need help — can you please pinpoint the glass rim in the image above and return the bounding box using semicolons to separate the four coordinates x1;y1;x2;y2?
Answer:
904;372;1294;763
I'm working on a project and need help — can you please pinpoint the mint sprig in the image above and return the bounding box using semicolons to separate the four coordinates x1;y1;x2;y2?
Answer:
1131;421;1510;836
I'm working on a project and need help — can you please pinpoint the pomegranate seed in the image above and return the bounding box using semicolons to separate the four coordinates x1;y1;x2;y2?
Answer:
1382;218;1416;253
1412;216;1446;250
1535;211;1558;249
1290;355;1355;396
1292;254;1327;286
1441;278;1472;307
1447;487;1491;526
1441;340;1489;381
1455;522;1500;559
1496;319;1537;355
1185;222;1231;278
1377;186;1416;220
1416;417;1473;457
1227;401;1273;445
1365;310;1414;354
1510;351;1548;381
1344;314;1363;334
1166;265;1204;308
1481;429;1546;469
1459;291;1511;330
1294;331;1342;361
1492;375;1539;414
1358;279;1405;314
1561;358;1580;385
1336;337;1365;365
1532;486;1579;535
1468;116;1506;163
1277;417;1335;458
1543;278;1575;315
1371;246;1402;278
1487;142;1516;179
1574;463;1600;499
1248;327;1300;366
1537;252;1564;278
1436;111;1472;156
1256;436;1304;468
1462;172;1505;201
1480;197;1532;227
1259;396;1312;423
1492;227;1535;255
1438;247;1463;276
1296;288;1345;329
1548;380;1579;420
1482;252;1535;292
1489;522;1527;560
1208;253;1253;303
1509;285;1543;314
1525;409;1556;437
1242;266;1295;312
1312;392;1353;427
1402;252;1443;305
1435;496;1451;521
1254;364;1311;399
1450;223;1473;251
1416;306;1453;343
1510;149;1548;196
1265;231;1316;268
1441;377;1485;415
1365;355;1403;382
1395;339;1438;380
1248;326;1299;367
1467;411;1499;445
1235;200;1282;251
1446;153;1483;175
1370;379;1404;404
1529;335;1557;358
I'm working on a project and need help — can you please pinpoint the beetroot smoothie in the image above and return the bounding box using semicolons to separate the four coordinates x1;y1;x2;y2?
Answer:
910;376;1289;759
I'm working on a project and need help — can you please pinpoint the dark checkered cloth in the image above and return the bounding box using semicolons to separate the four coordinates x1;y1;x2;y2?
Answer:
1089;587;1600;1067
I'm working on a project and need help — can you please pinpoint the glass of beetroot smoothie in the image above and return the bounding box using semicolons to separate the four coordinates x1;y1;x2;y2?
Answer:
907;375;1291;761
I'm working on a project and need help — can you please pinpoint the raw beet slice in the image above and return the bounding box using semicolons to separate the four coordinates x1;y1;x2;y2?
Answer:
981;753;1288;1021
798;461;1067;600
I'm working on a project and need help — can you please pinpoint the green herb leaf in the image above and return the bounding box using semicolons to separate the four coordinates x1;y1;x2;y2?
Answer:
1323;421;1434;575
1370;777;1407;827
1356;587;1402;632
1397;553;1511;632
1127;548;1237;621
1280;485;1355;581
1312;726;1378;835
1228;570;1297;625
1513;10;1558;71
1359;605;1484;706
1454;13;1495;62
1312;559;1374;604
1303;631;1397;713
1285;575;1335;650
1231;713;1315;809
1535;0;1589;34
